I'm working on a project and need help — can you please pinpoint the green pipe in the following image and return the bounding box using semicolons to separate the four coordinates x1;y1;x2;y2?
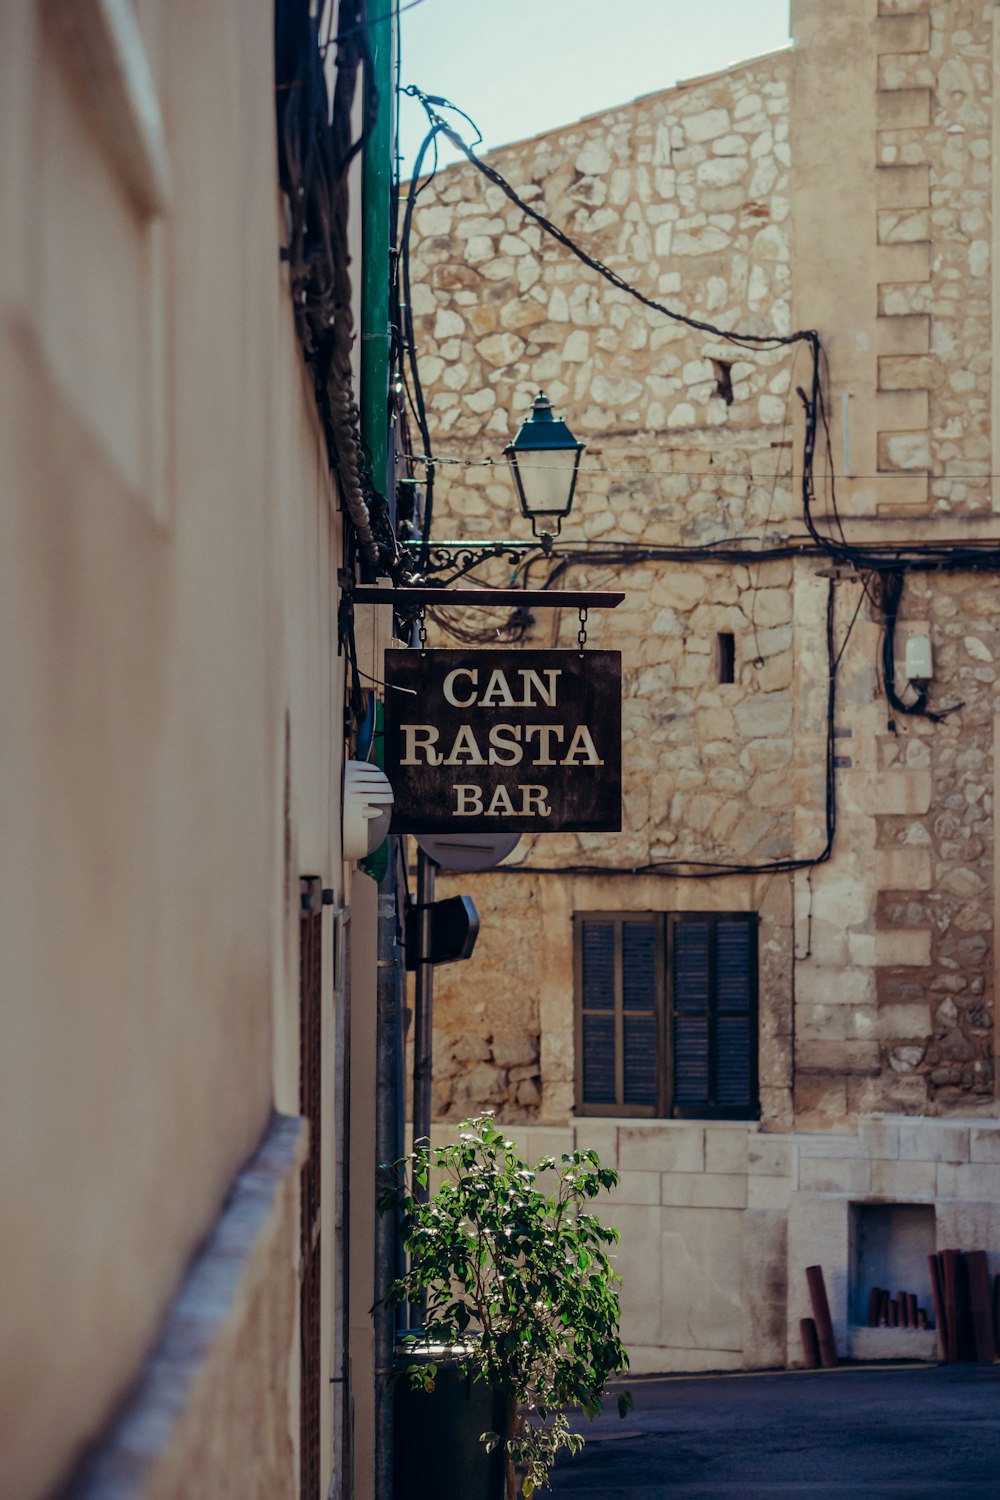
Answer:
359;20;398;1500
360;1;394;514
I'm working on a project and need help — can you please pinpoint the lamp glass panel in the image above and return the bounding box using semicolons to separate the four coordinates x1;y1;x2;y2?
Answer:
514;447;579;515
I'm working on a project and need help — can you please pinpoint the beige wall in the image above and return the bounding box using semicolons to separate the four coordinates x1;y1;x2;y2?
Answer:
0;3;355;1497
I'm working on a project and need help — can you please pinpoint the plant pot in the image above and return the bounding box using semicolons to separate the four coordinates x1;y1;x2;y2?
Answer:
393;1344;506;1500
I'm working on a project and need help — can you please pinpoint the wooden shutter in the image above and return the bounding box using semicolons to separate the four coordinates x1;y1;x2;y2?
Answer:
621;921;659;1108
575;914;663;1116
671;917;711;1109
714;918;756;1112
668;913;758;1120
579;920;616;1106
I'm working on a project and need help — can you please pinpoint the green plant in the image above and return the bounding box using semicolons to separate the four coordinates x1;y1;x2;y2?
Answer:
381;1114;631;1499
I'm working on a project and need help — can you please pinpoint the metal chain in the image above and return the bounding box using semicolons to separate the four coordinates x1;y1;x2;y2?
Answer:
577;606;588;654
418;607;428;656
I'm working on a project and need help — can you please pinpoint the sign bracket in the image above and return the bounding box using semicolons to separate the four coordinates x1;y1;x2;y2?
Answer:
351;586;624;610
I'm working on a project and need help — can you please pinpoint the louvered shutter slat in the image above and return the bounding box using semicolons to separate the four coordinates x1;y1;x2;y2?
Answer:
623;1014;658;1105
672;919;710;1106
622;922;657;1011
714;919;754;1108
582;1014;616;1103
581;922;615;1010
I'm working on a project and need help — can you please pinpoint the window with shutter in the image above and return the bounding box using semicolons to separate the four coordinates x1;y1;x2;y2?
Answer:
574;912;758;1120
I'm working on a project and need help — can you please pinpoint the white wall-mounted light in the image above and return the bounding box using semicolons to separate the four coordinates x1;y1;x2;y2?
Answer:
342;760;394;862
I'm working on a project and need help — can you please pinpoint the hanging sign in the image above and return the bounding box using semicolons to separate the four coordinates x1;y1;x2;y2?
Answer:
383;648;621;834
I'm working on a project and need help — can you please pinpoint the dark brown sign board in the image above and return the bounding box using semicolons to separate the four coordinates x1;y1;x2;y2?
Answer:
383;648;622;834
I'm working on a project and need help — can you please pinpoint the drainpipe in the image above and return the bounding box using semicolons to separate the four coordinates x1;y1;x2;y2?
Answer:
359;8;396;1500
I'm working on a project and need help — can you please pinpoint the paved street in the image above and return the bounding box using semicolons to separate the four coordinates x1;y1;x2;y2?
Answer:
550;1366;1000;1498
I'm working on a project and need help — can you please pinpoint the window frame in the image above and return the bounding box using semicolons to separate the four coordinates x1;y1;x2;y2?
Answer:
573;910;760;1122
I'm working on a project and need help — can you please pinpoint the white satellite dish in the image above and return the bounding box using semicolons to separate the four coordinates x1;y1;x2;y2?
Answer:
415;832;522;873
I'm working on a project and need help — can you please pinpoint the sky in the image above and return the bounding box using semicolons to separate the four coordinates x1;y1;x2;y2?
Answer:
396;0;791;176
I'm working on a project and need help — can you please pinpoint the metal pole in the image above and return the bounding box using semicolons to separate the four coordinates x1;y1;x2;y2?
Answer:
412;847;436;1185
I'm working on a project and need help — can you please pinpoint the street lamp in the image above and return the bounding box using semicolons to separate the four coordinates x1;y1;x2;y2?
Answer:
503;391;585;546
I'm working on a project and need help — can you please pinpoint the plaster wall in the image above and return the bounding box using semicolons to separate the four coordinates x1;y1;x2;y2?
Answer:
0;3;354;1497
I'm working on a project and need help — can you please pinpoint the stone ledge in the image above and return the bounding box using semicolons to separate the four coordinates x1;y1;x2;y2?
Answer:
848;1325;937;1361
62;1113;307;1500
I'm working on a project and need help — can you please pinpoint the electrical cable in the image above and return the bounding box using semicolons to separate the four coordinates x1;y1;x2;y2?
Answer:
497;577;839;879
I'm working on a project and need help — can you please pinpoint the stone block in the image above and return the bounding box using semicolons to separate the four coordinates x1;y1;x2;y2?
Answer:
659;1207;743;1351
742;1210;788;1368
899;1121;970;1163
705;1127;750;1175
609;1170;661;1206
841;769;931;814
876;1003;931;1039
875;165;929;209
879;0;929;13
875;88;930;129
618;1123;704;1173
795;1039;881;1075
661;1173;747;1209
872;475;930;513
970;1127;1000;1164
859;1117;900;1160
870;1157;936;1199
748;1175;794;1211
878;354;940;391
877;242;930;285
937;1163;1000;1202
797;1005;856;1043
796;967;876;1008
606;1203;663;1341
794;1075;849;1129
748;1137;797;1180
875;390;929;432
873;847;932;889
523;1128;575;1162
798;1133;865;1159
798;1157;872;1194
876;13;930;51
874;929;932;966
573;1120;619;1168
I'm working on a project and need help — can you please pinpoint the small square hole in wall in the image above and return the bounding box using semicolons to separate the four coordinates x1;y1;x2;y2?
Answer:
717;632;735;684
712;360;734;406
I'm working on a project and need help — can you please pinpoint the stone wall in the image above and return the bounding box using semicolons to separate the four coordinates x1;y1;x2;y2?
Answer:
437;1113;1000;1374
407;0;999;1130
